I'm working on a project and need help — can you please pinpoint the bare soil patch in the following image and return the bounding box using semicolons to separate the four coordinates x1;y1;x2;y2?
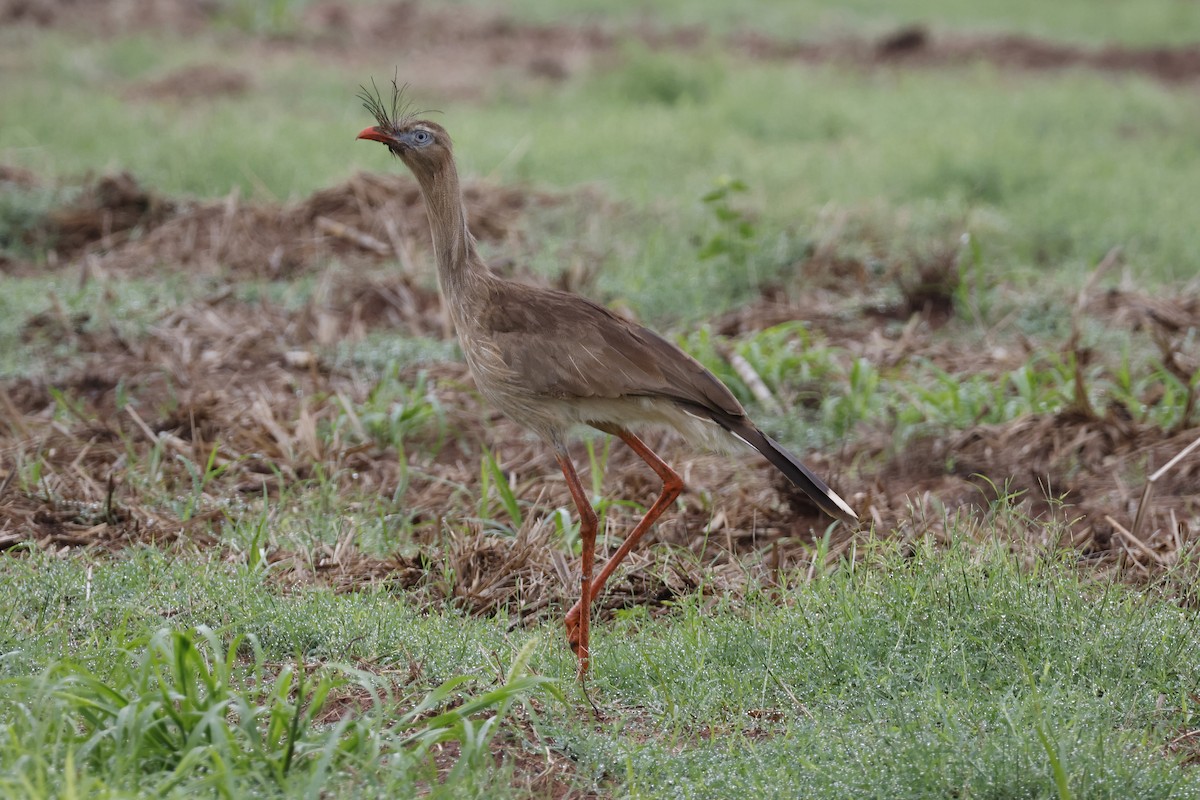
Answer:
8;0;1200;88
0;165;42;190
125;64;252;102
3;170;1197;623
734;24;1200;85
6;170;553;279
0;0;212;32
301;1;611;96
314;6;1200;86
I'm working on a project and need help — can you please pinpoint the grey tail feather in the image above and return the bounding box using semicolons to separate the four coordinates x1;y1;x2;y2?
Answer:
680;402;858;524
748;428;858;524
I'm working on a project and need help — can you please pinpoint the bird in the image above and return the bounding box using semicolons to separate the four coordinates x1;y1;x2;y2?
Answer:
356;81;857;677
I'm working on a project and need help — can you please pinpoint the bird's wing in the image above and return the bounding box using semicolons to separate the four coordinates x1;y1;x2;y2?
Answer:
478;280;858;524
479;282;746;419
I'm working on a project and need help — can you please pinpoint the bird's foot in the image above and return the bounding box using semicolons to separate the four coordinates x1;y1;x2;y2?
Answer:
564;603;582;652
564;602;590;677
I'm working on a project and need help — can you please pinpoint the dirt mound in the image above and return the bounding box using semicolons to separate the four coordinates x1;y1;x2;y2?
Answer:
731;26;1200;84
304;1;610;91
0;0;212;33
868;409;1197;545
6;170;550;278
38;172;177;256
126;64;252;102
883;28;1200;84
0;165;42;189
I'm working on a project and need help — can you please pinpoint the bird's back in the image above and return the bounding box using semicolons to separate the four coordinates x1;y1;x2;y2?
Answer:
452;274;749;444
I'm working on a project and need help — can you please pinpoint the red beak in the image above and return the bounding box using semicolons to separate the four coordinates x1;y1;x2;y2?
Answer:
356;126;394;144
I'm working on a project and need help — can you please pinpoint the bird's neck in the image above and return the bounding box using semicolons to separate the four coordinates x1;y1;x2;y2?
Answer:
413;161;487;301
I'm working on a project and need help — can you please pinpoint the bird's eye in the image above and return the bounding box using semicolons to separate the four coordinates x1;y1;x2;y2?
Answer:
413;130;432;145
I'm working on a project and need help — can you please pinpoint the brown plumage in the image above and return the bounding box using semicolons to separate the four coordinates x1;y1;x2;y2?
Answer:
357;82;857;678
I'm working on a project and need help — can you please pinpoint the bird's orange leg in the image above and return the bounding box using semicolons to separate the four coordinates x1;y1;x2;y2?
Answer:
564;429;684;650
556;451;598;678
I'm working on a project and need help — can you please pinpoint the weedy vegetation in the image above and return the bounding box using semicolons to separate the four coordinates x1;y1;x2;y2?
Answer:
1;0;1199;797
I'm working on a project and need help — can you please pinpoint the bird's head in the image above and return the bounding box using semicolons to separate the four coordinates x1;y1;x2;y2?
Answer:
355;78;450;176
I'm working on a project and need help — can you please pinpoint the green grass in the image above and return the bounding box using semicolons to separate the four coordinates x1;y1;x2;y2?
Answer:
685;319;1200;451
1;548;556;798
4;26;1200;325
564;532;1200;798
3;528;1199;798
468;56;1200;293
3;4;1200;798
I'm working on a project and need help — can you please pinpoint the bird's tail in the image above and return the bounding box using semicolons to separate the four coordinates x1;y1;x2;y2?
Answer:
697;409;857;524
744;427;858;524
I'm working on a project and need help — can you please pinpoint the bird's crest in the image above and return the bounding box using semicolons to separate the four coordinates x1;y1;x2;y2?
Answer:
357;74;411;132
357;73;436;133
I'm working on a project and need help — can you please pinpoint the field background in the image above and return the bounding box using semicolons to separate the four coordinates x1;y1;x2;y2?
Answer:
2;1;1200;797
